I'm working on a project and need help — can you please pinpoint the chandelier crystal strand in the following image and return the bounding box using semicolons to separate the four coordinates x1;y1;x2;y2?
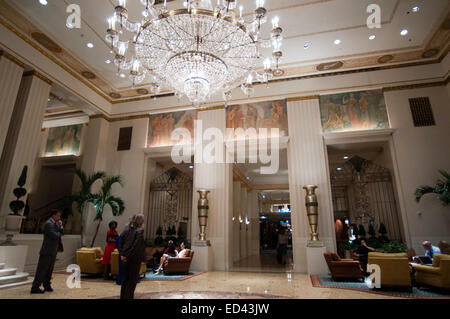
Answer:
105;0;283;106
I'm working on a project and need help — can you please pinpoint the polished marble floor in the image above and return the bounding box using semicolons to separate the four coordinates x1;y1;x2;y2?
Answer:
0;270;399;299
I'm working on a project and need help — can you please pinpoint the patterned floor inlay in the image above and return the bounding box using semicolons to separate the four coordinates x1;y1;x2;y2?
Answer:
105;290;288;299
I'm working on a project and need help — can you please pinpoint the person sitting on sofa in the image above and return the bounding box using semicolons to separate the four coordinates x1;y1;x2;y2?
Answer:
353;239;375;275
422;241;441;259
155;242;188;274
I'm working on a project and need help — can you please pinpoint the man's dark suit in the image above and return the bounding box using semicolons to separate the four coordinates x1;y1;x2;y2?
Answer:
118;225;145;299
31;218;64;291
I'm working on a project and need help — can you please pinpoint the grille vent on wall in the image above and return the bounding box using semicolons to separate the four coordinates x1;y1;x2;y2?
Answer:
408;97;436;127
117;127;133;151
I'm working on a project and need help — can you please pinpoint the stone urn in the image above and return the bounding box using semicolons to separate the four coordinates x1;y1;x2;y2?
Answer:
5;215;24;233
303;185;319;241
197;190;210;241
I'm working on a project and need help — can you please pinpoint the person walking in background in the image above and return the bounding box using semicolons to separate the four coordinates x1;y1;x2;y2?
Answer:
102;221;118;280
30;209;64;294
118;214;146;299
115;232;124;285
276;228;289;265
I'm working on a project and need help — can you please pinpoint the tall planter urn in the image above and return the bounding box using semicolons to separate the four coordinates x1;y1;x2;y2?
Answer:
303;185;319;242
197;190;210;241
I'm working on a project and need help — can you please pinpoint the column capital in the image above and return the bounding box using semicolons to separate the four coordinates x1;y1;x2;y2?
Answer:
23;70;53;86
286;95;320;102
0;51;26;69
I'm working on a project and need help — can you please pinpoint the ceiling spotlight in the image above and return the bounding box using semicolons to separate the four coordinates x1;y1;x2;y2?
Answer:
189;165;194;169
369;35;376;40
120;73;126;78
343;156;349;160
39;0;48;6
400;29;408;36
334;39;341;45
412;6;419;13
105;59;111;64
337;167;343;171
87;42;94;48
246;176;251;180
304;43;309;49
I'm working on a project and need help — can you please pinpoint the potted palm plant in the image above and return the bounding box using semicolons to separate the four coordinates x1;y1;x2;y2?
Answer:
415;170;450;206
65;169;106;247
88;175;125;247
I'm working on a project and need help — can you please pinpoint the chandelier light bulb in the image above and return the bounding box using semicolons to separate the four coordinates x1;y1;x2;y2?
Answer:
263;58;271;70
118;0;126;8
272;16;279;29
239;5;243;17
132;60;140;72
246;73;253;85
118;42;127;56
255;0;265;9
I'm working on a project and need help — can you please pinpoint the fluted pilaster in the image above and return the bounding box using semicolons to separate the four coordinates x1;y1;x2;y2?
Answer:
287;98;336;272
0;74;51;231
0;54;24;155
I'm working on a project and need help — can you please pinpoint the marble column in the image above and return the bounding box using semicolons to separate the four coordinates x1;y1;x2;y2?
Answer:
247;189;260;257
191;108;233;271
0;52;25;156
0;72;51;231
286;97;336;273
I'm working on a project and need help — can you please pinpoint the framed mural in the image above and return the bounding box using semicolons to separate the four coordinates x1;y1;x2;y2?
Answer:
147;110;197;147
319;89;389;132
44;124;82;157
226;100;288;138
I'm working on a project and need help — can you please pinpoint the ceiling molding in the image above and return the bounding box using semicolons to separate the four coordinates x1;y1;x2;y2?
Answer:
0;50;26;68
2;0;449;104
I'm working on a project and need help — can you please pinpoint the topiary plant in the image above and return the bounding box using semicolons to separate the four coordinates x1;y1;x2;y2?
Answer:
380;241;406;253
357;224;366;239
378;223;389;244
9;166;28;216
368;223;376;237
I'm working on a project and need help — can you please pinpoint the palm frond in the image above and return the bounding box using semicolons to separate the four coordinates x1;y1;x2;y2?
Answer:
438;170;450;181
106;196;125;216
101;175;123;196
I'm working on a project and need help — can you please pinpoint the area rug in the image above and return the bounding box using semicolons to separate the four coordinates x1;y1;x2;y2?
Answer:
311;275;450;299
54;270;205;283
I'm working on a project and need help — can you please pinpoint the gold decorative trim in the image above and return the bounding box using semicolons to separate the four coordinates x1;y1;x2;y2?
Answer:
286;95;320;102
0;50;26;68
198;105;225;112
382;80;448;92
89;113;150;123
23;70;53;85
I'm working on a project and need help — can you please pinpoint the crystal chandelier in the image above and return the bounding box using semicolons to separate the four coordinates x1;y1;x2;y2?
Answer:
106;0;283;106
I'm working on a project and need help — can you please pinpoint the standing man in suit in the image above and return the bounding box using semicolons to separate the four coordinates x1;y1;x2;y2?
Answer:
30;209;64;294
118;214;146;299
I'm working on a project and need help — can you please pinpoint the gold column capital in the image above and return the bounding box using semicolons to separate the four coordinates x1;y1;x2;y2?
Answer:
23;70;53;86
286;95;320;103
0;50;26;69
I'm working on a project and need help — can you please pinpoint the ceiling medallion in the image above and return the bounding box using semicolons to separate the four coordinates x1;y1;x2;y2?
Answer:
316;61;343;71
81;71;96;79
378;55;394;64
105;0;284;107
110;92;122;99
31;32;62;53
422;48;439;59
137;88;149;95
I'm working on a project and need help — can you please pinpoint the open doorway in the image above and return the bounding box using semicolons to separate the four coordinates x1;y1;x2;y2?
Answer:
231;149;293;272
327;141;404;258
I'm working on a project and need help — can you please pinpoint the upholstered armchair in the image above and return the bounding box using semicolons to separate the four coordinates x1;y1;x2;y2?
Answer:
323;252;365;281
110;249;147;276
76;247;104;275
415;254;450;290
164;249;195;275
367;252;412;290
438;241;450;255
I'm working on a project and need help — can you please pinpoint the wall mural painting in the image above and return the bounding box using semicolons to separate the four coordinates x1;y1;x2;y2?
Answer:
226;99;288;139
319;90;389;132
44;124;82;157
147;110;197;147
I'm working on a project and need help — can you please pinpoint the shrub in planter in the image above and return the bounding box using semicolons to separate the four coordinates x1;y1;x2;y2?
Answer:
357;224;366;239
367;237;382;249
380;241;406;253
378;223;389;243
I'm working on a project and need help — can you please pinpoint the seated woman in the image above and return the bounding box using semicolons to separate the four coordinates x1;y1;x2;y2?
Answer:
155;242;187;274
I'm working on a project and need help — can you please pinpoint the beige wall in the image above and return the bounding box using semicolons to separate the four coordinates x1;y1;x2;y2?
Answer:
385;86;450;254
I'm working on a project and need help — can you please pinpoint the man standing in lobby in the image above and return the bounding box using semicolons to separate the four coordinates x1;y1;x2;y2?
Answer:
30;209;64;294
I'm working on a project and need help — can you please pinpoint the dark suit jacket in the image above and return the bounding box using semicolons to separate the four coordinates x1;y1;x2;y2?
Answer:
118;226;145;263
40;218;64;256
